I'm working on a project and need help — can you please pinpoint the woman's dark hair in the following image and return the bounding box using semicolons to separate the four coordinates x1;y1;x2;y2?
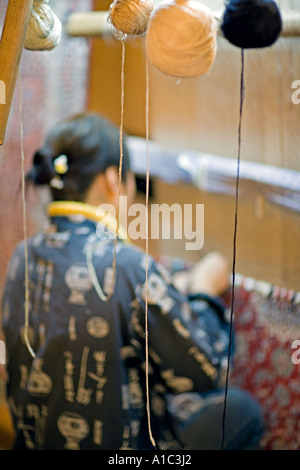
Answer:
27;112;131;201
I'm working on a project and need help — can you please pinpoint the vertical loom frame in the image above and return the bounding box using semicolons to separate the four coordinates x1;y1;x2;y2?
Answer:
0;0;33;145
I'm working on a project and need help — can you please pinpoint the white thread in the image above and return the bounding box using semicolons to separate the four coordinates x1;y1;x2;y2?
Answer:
86;40;126;303
24;0;62;51
19;73;36;359
85;29;156;447
86;243;113;302
145;54;156;449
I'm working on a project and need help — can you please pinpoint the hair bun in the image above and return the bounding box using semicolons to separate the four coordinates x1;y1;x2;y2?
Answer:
28;148;56;186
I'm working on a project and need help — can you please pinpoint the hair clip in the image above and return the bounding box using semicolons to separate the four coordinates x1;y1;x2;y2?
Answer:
53;154;68;175
50;176;64;190
50;155;68;190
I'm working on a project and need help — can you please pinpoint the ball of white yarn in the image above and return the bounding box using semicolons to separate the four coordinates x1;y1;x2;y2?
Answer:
108;0;153;39
24;0;62;51
146;0;217;78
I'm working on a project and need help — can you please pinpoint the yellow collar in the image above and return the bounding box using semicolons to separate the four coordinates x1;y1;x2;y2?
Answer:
47;201;130;242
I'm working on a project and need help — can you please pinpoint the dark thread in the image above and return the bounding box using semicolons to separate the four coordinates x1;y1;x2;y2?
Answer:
221;48;245;450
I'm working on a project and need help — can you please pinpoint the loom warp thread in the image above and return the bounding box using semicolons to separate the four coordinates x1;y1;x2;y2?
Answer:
146;0;217;79
221;0;282;49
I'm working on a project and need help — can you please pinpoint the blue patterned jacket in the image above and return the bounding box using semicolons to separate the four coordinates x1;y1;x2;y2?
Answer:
2;205;230;450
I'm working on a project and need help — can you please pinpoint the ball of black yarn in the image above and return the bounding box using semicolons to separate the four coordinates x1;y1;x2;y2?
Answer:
221;0;282;49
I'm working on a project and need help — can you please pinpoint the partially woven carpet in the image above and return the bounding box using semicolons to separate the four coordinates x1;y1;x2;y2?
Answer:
157;255;300;450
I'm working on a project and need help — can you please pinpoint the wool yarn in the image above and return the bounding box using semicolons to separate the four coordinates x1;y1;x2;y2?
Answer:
146;0;217;79
221;0;282;49
108;0;154;39
24;0;62;51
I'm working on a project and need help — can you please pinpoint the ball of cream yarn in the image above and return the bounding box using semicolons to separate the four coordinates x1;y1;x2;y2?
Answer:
108;0;154;38
146;0;217;78
24;0;62;51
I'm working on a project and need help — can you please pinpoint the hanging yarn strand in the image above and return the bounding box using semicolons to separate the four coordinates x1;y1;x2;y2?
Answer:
111;38;127;295
219;0;282;450
106;0;157;448
144;55;157;450
221;49;245;450
19;72;36;359
87;39;126;303
18;0;62;358
24;0;62;51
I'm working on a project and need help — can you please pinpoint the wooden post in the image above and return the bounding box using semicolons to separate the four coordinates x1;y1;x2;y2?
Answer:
0;0;33;146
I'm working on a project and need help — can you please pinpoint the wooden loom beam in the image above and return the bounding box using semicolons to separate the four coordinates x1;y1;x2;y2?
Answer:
0;0;33;146
66;10;300;38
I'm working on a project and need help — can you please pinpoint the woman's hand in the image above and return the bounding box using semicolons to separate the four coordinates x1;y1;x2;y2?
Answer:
188;251;231;297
